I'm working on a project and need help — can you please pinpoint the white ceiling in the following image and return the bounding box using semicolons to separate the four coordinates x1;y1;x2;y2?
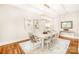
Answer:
13;4;79;18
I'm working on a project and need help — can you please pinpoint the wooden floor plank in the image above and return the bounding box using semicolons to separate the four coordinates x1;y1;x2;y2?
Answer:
59;35;78;54
0;43;25;54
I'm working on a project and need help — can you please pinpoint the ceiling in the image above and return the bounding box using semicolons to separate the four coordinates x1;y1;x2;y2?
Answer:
13;4;79;18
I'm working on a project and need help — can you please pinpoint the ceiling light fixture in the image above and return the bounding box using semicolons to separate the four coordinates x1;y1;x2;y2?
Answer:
44;4;50;8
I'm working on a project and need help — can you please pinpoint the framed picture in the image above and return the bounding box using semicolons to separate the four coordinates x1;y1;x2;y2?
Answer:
61;21;73;29
33;19;39;29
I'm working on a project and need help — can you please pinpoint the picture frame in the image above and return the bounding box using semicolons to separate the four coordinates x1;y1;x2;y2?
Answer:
61;21;73;29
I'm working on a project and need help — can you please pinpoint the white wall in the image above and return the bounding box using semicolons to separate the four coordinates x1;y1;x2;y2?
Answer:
0;5;26;41
0;5;79;42
53;16;60;33
59;12;79;37
77;13;79;37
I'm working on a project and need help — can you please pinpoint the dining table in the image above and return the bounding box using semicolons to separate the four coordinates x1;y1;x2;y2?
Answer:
37;32;56;49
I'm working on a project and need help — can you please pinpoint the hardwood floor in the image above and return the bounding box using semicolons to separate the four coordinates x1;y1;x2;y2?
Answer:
0;39;30;54
0;43;25;54
59;35;78;54
0;35;78;54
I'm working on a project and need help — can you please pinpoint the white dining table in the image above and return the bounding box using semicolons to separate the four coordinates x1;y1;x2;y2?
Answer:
37;33;55;48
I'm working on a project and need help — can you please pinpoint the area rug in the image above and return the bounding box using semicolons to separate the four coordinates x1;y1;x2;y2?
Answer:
32;39;70;54
48;39;70;54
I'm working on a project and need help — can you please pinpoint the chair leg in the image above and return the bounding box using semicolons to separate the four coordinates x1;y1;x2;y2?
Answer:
47;43;49;49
